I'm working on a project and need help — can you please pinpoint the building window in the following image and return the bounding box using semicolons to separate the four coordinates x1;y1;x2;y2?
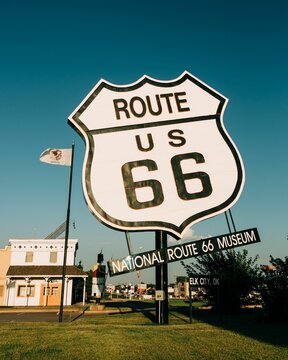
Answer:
51;287;58;296
49;251;57;263
0;286;4;297
43;287;50;296
43;286;58;296
25;251;33;263
17;285;35;297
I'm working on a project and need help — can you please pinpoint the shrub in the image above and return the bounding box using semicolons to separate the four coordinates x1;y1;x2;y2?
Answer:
260;256;288;321
182;249;262;313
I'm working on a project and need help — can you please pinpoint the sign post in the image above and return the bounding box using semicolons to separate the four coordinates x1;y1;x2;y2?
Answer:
59;142;75;323
155;231;168;324
189;282;193;324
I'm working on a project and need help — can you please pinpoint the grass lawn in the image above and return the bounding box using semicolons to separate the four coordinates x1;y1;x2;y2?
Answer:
0;300;287;360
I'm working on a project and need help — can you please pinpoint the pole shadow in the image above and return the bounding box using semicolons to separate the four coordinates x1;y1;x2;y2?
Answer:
126;300;157;323
103;300;157;323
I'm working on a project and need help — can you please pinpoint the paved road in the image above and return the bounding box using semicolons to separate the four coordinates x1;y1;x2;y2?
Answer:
0;311;83;323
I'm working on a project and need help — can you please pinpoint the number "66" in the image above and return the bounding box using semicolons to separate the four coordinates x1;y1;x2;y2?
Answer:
121;152;212;210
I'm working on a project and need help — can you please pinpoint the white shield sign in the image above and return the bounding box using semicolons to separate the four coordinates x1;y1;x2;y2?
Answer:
68;71;244;238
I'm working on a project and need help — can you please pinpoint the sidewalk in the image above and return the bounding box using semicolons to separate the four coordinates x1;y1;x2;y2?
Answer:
0;300;152;316
0;303;133;315
0;305;82;313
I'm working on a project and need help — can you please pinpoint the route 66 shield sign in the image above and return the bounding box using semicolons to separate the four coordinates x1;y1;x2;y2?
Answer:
68;71;244;238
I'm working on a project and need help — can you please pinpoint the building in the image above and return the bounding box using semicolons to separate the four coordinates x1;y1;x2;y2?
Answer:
175;276;190;298
0;245;11;305
4;238;87;307
91;263;106;297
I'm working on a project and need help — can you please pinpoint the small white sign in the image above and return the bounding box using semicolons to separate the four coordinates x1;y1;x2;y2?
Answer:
155;290;165;301
69;71;244;238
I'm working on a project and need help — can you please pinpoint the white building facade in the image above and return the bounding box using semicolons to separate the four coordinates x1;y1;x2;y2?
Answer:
5;238;87;307
91;263;106;298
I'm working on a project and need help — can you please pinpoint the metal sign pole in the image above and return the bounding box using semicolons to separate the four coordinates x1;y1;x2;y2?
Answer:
125;231;133;256
162;232;168;325
189;281;193;324
59;142;75;323
217;285;222;321
155;230;168;325
155;231;161;324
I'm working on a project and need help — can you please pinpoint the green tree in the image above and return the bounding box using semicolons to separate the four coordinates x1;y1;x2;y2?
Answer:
260;256;288;321
182;249;262;313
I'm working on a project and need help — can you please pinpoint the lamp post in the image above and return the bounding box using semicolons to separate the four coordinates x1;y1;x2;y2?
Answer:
25;277;30;307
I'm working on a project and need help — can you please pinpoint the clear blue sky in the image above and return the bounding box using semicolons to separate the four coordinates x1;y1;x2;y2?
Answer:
1;0;287;284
